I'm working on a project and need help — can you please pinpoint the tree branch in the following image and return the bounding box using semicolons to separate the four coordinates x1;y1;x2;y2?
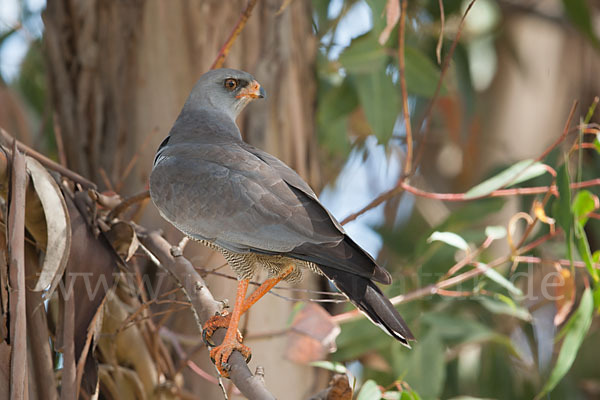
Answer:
135;226;276;400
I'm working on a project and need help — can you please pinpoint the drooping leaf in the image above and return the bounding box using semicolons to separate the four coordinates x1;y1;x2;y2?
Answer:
553;267;576;326
477;296;531;321
402;331;445;399
378;0;400;45
26;157;72;294
464;160;547;199
339;34;388;74
353;70;400;143
404;46;447;97
574;222;598;282
476;263;523;297
561;0;600;47
427;231;469;251
554;163;573;262
537;288;594;398
572;190;595;227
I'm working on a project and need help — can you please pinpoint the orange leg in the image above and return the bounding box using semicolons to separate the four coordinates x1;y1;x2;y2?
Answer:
208;278;251;377
240;265;294;313
203;266;295;377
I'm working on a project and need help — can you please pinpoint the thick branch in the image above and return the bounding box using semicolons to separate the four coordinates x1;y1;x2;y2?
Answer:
135;227;276;400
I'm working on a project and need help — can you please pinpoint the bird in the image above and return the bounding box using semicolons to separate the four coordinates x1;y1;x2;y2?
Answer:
149;68;414;377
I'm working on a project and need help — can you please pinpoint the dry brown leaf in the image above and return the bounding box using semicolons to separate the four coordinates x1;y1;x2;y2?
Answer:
105;221;139;262
533;199;555;226
285;303;340;364
63;193;117;397
26;157;72;294
378;0;401;45
553;266;575;326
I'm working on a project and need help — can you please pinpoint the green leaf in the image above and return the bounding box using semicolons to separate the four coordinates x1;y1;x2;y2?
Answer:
402;332;445;399
427;231;469;251
537;288;594;398
561;0;600;47
354;70;400;143
476;263;523;297
339;33;388;74
572;190;595;227
485;225;507;240
318;78;359;122
594;133;600;154
404;46;447;97
477;296;531;321
357;380;382;400
554;163;573;262
399;390;422;400
464;160;548;199
309;361;347;374
574;223;599;282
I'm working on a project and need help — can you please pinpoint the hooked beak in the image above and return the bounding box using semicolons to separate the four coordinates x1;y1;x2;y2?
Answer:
236;80;266;100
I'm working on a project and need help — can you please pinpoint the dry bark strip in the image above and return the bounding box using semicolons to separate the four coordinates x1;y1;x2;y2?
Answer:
7;144;27;400
136;226;276;400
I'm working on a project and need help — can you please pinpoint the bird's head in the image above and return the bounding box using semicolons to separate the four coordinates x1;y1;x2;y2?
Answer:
184;68;266;120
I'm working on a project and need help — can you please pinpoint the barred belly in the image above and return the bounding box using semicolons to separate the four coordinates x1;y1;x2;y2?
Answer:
197;239;322;283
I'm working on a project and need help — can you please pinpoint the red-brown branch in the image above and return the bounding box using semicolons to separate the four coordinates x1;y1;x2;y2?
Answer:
398;0;413;176
210;0;259;70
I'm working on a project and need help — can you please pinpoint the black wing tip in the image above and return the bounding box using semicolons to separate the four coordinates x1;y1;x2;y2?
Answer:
363;284;415;343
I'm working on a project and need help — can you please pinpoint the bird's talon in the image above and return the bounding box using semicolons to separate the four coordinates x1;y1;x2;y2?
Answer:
209;340;251;378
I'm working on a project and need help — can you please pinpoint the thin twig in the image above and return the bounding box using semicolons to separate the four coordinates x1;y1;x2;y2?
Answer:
107;190;150;220
210;0;259;70
412;0;479;170
0;128;97;189
398;0;413;176
436;0;445;64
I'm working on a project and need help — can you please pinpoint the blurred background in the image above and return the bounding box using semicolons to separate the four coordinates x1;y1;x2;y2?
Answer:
1;0;599;399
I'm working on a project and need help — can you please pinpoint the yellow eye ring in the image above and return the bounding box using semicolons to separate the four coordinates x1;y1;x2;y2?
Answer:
224;78;238;90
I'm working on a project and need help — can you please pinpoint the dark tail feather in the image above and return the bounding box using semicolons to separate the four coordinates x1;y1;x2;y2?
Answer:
319;266;415;346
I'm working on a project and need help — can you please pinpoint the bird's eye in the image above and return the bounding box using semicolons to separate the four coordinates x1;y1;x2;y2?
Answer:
224;78;238;90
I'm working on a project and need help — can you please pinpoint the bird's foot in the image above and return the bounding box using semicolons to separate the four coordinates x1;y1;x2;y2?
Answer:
202;312;242;347
209;334;252;378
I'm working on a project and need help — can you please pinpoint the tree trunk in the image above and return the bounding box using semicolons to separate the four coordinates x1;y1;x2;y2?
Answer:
43;0;325;398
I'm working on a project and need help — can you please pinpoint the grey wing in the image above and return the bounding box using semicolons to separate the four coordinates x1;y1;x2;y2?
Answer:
150;142;340;251
150;142;390;283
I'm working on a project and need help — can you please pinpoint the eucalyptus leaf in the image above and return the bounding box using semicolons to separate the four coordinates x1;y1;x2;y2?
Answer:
537;288;593;398
354;70;400;143
427;231;469;251
404;46;447;97
339;33;388;74
561;0;600;47
485;225;507;240
357;380;382;400
574;223;598;282
403;331;445;399
477;296;531;321
464;160;547;199
309;360;347;374
476;263;523;297
572;190;595;227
